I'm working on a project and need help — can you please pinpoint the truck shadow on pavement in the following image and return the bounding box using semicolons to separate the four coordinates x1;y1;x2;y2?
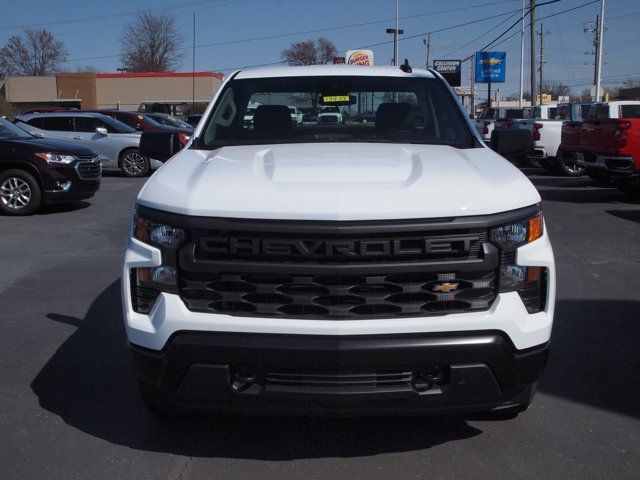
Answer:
31;280;640;458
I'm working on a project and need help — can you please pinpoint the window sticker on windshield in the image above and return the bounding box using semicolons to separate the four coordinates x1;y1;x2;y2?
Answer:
322;95;350;103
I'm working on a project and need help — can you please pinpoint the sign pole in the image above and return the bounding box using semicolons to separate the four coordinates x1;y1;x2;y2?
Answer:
488;82;492;109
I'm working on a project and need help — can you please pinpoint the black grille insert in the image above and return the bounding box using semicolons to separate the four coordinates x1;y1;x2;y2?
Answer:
76;159;102;180
180;270;497;319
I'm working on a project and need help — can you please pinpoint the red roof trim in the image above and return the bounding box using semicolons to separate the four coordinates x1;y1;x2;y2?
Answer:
96;71;222;79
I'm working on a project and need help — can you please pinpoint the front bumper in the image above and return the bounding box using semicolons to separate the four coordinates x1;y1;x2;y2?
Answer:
42;161;101;203
122;230;555;352
130;331;547;415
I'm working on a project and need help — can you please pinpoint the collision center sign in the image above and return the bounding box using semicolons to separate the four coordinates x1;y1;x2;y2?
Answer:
346;50;374;67
474;52;506;83
433;59;462;87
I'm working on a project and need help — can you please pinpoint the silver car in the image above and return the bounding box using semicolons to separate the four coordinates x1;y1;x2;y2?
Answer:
15;112;159;177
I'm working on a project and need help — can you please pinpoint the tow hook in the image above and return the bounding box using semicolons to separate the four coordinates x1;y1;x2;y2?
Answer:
231;373;260;393
412;369;445;393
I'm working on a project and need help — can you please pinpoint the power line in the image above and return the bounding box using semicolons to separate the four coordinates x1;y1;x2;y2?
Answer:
356;7;525;50
0;0;246;31
66;1;524;63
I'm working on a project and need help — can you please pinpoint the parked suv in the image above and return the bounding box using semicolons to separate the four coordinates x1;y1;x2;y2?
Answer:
15;112;155;177
0;117;100;215
123;65;555;417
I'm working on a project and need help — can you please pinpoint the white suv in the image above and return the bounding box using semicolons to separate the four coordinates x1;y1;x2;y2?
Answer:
123;65;555;416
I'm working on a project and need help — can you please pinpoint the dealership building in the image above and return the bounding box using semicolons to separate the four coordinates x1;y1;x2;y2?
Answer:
0;71;224;114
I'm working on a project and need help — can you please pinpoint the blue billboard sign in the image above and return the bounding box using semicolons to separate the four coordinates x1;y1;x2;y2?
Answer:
475;52;506;83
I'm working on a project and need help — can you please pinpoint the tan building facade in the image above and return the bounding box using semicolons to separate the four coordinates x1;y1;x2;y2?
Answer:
1;71;223;114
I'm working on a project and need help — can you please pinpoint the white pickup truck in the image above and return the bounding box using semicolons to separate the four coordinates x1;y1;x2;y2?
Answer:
499;103;593;176
124;64;555;417
474;107;530;142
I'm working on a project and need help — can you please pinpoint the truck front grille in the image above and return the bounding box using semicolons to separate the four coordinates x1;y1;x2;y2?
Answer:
176;220;499;319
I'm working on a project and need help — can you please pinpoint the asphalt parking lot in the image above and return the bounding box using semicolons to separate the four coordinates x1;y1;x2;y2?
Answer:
1;170;639;480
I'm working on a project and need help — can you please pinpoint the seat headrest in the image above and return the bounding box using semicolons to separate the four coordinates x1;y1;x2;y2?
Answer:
253;105;292;135
375;103;411;131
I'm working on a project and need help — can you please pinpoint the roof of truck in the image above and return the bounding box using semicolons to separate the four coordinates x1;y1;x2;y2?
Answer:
234;65;437;80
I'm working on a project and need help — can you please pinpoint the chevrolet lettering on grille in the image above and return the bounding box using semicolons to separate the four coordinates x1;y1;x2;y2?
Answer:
198;235;480;259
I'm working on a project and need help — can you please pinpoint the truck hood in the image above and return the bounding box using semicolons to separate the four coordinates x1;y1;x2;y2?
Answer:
137;143;540;221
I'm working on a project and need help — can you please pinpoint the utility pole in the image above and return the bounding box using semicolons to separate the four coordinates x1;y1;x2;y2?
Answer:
530;0;537;107
538;22;545;104
595;0;606;101
470;58;476;116
192;13;196;115
519;0;525;107
423;33;432;70
386;0;404;66
395;0;399;65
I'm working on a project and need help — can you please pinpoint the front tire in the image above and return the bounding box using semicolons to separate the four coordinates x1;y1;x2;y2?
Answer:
0;169;42;216
120;149;150;178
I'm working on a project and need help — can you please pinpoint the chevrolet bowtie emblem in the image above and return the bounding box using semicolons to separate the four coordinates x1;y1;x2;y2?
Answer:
433;282;459;293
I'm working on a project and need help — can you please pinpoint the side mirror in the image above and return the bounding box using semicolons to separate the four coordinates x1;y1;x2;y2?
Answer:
95;127;108;136
139;130;182;163
490;129;532;160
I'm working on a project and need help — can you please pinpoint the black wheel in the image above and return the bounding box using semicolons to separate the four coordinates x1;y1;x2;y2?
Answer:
587;171;612;185
555;159;585;177
120;149;150;178
0;169;42;215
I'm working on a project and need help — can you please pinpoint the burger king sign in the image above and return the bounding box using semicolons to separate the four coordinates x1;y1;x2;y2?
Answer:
346;50;374;67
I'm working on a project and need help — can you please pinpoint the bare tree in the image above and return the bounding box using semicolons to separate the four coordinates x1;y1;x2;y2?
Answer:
281;37;337;66
0;29;68;77
541;80;571;98
120;11;183;72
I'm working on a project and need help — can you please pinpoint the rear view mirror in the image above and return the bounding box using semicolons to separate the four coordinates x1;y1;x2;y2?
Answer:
490;129;532;160
95;127;108;136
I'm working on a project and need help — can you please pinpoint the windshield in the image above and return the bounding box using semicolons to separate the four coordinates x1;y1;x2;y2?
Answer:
198;76;475;150
0;118;33;140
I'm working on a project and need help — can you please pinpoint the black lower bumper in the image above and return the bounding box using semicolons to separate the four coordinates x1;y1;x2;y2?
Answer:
43;181;100;203
129;332;548;415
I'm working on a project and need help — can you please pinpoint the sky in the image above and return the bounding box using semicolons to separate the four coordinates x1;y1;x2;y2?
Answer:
1;0;639;98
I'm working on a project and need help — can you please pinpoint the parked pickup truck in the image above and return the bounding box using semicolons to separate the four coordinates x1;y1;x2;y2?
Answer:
475;107;530;142
509;103;590;176
574;101;640;193
123;64;554;418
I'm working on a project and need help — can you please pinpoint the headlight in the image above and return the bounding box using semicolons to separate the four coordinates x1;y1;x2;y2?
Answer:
133;211;186;249
130;208;187;313
492;212;547;314
35;152;77;164
491;213;543;251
